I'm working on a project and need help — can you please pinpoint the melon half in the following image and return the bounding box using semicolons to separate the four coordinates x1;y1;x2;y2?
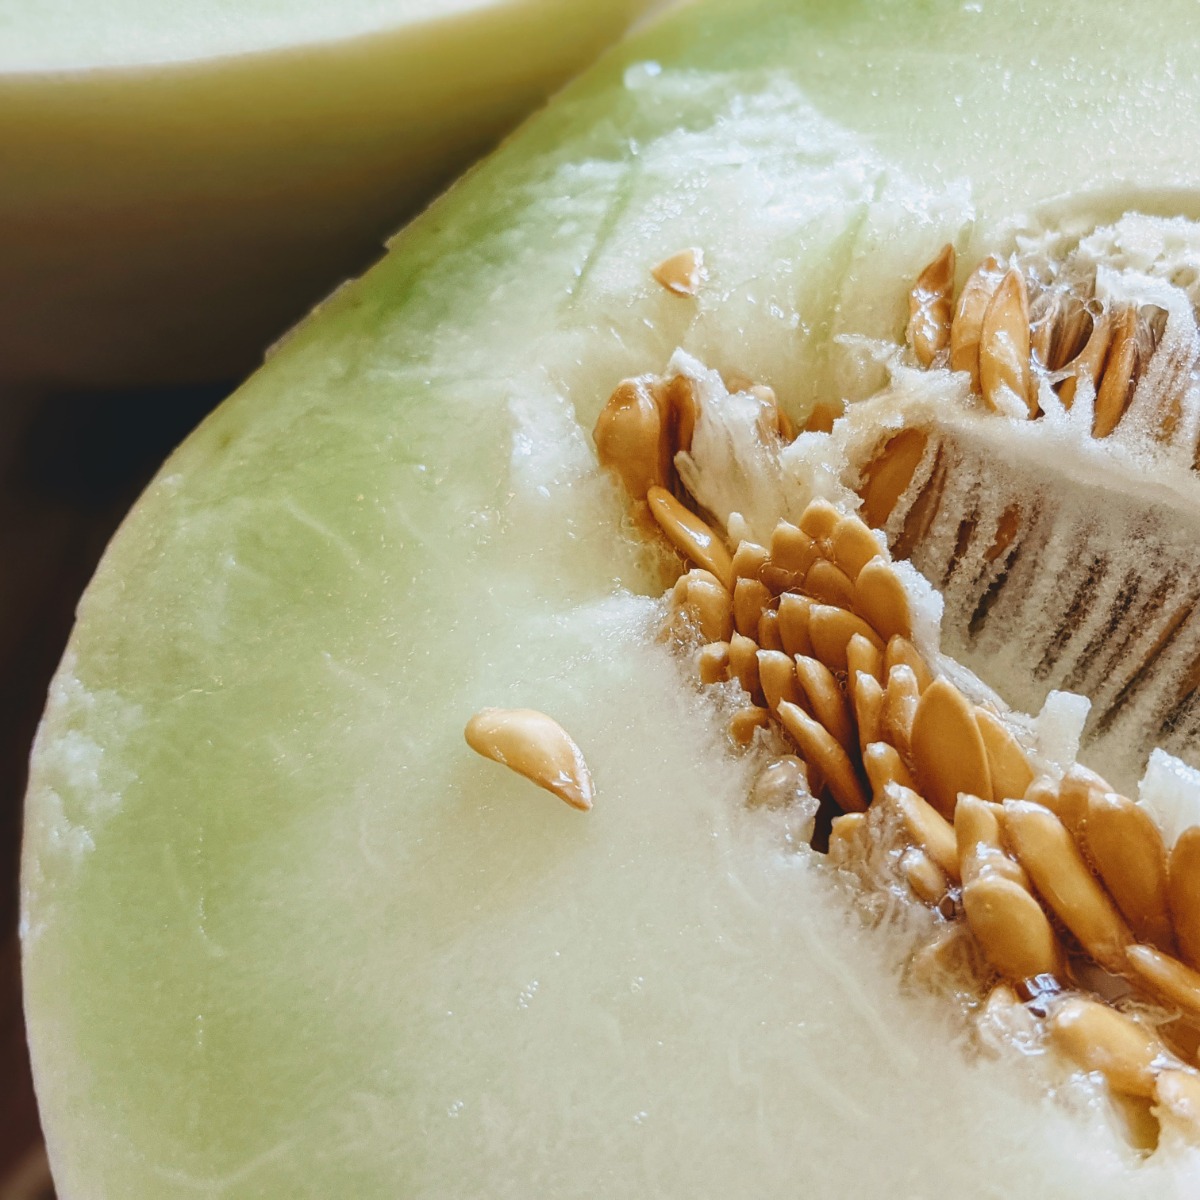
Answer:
21;0;1200;1196
0;0;651;386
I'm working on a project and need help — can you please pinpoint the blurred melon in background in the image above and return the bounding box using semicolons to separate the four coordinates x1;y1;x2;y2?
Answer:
0;0;656;388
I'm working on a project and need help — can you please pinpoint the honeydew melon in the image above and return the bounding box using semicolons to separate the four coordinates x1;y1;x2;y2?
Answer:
0;0;652;387
22;0;1200;1196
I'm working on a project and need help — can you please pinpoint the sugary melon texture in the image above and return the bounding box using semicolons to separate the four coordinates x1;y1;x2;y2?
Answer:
22;0;1200;1196
0;0;650;385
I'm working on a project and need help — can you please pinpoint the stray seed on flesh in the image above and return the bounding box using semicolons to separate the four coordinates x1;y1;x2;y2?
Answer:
1047;997;1163;1099
854;558;915;642
698;641;732;685
1169;827;1200;969
808;604;884;673
464;708;595;811
884;636;931;692
863;741;917;798
1086;791;1175;955
907;243;956;367
847;632;884;685
901;847;949;905
776;701;869;813
793;655;855;752
1003;800;1134;974
979;268;1035;417
651;247;705;296
949;255;1003;393
961;872;1063;987
973;707;1035;803
729;705;770;747
1126;944;1200;1026
857;428;930;529
733;576;772;638
646;486;734;589
910;678;992;819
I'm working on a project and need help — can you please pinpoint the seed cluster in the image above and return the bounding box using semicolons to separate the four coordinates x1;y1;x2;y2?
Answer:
594;281;1200;1144
906;243;1172;432
864;246;1200;772
865;242;1182;541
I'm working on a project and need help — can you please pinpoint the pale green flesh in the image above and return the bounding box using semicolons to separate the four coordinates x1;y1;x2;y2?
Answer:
22;1;1200;1196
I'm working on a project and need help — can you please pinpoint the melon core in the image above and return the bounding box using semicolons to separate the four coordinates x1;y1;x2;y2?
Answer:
21;1;1200;1197
0;0;652;387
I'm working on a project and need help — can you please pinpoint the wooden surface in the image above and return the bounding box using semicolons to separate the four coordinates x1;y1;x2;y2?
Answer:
0;389;224;1199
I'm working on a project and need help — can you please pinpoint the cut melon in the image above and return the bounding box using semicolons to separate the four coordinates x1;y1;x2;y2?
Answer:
22;0;1200;1196
0;0;652;387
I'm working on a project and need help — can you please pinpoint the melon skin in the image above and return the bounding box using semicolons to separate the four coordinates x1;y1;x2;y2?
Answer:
0;0;651;388
20;1;1200;1197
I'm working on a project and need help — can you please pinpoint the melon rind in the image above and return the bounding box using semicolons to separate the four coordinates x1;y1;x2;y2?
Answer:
22;1;1200;1196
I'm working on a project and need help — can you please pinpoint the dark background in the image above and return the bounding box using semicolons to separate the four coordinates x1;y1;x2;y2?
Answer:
0;389;225;1199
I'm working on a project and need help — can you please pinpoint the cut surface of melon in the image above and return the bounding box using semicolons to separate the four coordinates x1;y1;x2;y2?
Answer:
0;0;651;386
0;0;652;71
21;0;1200;1196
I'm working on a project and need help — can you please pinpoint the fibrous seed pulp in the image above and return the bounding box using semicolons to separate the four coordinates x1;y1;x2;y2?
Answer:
591;216;1200;1153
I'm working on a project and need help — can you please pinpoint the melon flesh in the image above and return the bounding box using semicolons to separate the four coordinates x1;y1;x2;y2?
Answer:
21;0;1200;1196
0;0;651;387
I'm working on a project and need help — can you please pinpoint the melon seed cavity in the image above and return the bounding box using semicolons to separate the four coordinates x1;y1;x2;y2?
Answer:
589;219;1200;1152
